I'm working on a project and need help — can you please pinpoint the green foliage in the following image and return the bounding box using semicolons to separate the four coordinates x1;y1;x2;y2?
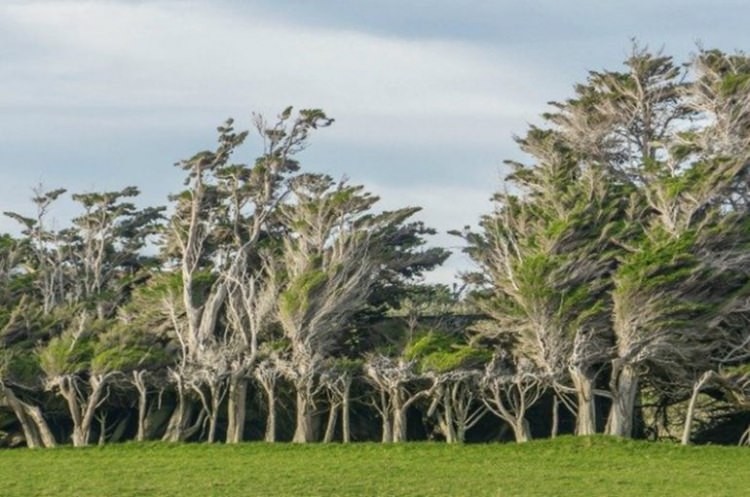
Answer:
279;269;327;318
38;334;94;377
0;349;42;386
615;230;698;293
403;331;455;360
420;346;491;373
403;332;490;373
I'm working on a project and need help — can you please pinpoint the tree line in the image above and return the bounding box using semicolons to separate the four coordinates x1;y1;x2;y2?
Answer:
2;47;750;448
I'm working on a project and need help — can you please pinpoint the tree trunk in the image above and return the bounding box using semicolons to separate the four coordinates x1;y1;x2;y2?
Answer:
378;390;393;443
264;387;277;443
681;371;713;445
2;385;41;448
441;388;457;443
24;402;56;448
134;376;148;442
98;414;107;446
226;376;248;444
293;389;314;443
206;381;223;444
163;385;189;442
551;395;559;439
68;375;108;447
512;418;531;443
57;377;84;446
323;405;338;443
2;385;56;448
606;364;639;438
392;405;408;443
342;384;351;443
571;368;596;436
256;371;278;443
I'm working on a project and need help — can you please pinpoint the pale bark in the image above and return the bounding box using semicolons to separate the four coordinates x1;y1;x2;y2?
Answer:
481;364;545;444
226;376;248;444
255;361;279;443
375;390;393;443
205;379;225;444
320;369;353;443
323;405;338;443
53;373;110;447
551;395;559;439
162;382;204;442
1;385;56;448
570;368;597;436
342;389;351;443
606;364;639;438
681;371;715;445
512;419;532;442
428;374;487;444
365;357;435;443
131;371;158;442
293;389;314;443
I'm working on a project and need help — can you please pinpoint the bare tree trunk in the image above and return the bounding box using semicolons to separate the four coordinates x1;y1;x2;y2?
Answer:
27;403;56;448
226;376;248;444
512;419;531;443
456;424;467;443
606;364;639;438
79;375;107;447
381;417;393;443
97;413;107;446
551;395;559;439
2;385;56;448
264;390;276;443
441;388;457;443
323;405;338;443
293;389;314;443
206;381;223;444
2;386;41;448
681;371;713;445
57;374;108;447
134;378;148;442
377;389;393;442
571;368;596;436
342;382;351;443
392;404;408;443
163;384;189;442
256;366;278;443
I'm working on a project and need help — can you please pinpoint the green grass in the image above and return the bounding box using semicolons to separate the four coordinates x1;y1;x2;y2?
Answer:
2;436;748;496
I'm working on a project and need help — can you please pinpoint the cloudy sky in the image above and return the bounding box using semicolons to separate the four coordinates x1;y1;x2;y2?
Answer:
1;0;749;283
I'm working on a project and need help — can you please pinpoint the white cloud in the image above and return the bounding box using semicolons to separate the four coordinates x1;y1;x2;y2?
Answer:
0;1;551;129
0;0;551;282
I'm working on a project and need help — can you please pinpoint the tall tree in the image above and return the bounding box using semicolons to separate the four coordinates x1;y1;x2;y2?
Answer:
275;174;433;442
163;108;333;442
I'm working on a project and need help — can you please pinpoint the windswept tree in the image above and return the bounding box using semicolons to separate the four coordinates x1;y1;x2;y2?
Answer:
4;186;163;446
456;128;625;435
604;49;750;437
414;333;490;443
365;354;437;443
162;108;333;442
275;174;435;442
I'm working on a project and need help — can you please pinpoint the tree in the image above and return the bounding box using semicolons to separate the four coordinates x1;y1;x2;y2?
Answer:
456;129;625;435
365;354;436;442
480;354;547;443
275;174;431;442
604;49;750;437
163;108;333;442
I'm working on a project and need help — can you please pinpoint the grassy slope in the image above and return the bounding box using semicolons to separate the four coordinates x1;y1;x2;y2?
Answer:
1;437;748;497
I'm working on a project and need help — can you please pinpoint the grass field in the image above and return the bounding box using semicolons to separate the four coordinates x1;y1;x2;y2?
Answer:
1;436;748;497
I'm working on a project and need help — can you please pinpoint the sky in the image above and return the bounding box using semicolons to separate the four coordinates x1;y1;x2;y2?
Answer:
1;0;749;284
